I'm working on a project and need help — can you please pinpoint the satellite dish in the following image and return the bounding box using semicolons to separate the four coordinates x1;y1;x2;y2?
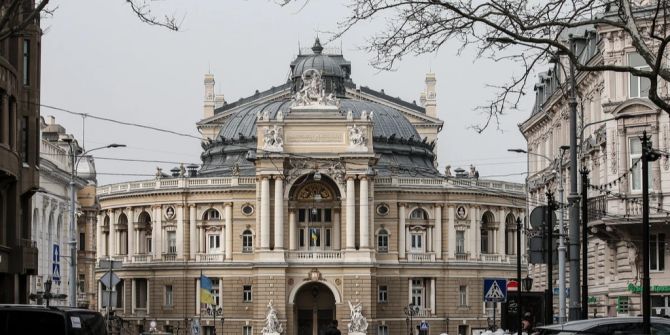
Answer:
529;205;557;229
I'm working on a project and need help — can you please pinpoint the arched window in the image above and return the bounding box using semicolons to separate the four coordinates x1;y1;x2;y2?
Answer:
203;208;220;221
242;230;253;253
377;229;389;253
137;211;152;254
481;211;495;254
410;208;428;220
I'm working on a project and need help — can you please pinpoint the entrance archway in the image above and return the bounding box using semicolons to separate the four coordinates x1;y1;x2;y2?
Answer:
293;282;336;335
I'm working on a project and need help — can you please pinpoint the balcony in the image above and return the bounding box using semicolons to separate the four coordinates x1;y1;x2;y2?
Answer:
131;254;152;263
286;251;342;262
14;238;38;275
480;254;509;263
455;252;470;261
196;253;224;262
406;253;436;262
414;308;433;318
162;253;177;262
587;194;607;221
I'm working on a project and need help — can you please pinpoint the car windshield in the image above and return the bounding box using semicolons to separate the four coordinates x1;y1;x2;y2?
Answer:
538;322;670;335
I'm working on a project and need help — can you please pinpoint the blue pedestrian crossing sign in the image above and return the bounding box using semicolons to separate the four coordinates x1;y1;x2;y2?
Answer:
483;278;507;302
53;244;60;262
52;263;61;282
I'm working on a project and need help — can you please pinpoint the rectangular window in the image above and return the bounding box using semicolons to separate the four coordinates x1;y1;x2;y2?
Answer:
617;296;630;315
309;228;320;247
211;279;220;306
22;39;29;86
243;326;252;335
378;285;388;303
20;116;28;163
651;233;666;271
378;232;389;253
505;229;514;255
324;208;332;222
325;228;331;248
135;279;147;308
411;279;424;308
459;285;468;306
299;229;305;248
146;237;152;253
630;137;652;192
0;92;4;144
456;231;465;254
165;285;173;306
410;233;423;252
78;274;85;293
242;232;253;252
243;285;252;302
115;281;124;308
79;232;85;251
167;231;176;254
298;209;306;222
310;209;321;222
481;230;490;253
378;325;389;335
208;234;220;253
629;52;651;98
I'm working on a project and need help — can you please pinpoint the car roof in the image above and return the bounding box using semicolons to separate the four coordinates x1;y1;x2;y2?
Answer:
0;304;97;313
538;317;670;331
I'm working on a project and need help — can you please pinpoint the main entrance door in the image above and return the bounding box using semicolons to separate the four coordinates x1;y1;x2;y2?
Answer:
294;282;336;335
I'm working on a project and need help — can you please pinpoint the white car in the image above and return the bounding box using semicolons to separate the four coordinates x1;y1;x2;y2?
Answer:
536;316;670;335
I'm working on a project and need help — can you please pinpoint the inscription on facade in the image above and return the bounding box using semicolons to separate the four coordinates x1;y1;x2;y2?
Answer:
286;131;344;144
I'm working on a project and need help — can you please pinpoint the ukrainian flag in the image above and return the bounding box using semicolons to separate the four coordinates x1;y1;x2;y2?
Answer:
200;275;215;305
310;228;318;242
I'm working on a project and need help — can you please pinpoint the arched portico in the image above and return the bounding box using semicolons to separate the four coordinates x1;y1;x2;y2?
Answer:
290;280;339;335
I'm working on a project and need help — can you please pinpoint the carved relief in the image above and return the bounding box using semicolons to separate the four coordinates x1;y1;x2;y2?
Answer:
263;125;284;152
348;124;367;150
610;130;617;173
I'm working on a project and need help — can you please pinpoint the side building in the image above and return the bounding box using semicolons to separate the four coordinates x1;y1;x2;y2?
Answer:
0;0;42;303
520;23;670;318
96;39;527;335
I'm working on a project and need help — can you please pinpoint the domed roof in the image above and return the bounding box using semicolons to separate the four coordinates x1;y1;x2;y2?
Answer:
199;99;438;177
291;38;345;79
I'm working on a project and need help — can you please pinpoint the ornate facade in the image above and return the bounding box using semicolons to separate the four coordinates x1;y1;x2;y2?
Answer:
520;23;670;318
96;39;525;335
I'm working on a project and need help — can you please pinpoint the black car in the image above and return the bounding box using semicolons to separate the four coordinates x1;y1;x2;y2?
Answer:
0;304;107;335
537;316;670;335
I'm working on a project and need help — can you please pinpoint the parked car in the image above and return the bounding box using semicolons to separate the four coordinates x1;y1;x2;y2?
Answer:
0;304;107;335
537;316;670;335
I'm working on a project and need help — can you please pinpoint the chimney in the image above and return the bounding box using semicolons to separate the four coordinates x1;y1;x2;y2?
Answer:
204;73;215;119
424;72;437;118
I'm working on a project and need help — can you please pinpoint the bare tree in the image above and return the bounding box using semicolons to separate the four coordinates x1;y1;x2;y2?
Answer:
281;0;670;131
0;0;179;43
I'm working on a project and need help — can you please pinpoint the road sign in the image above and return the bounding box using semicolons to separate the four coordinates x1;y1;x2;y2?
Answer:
52;263;61;282
53;244;60;262
419;321;429;330
507;279;519;292
529;206;557;229
98;259;122;270
484;278;507;302
100;271;121;288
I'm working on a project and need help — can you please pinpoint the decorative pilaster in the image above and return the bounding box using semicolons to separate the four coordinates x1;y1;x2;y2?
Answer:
447;206;455;258
96;213;103;258
274;177;284;250
434;205;442;259
110;209;118;256
359;176;369;249
399;204;406;259
127;207;135;257
154;206;163;257
260;177;271;249
224;203;233;260
189;205;197;259
498;208;506;256
346;176;356;249
333;210;341;250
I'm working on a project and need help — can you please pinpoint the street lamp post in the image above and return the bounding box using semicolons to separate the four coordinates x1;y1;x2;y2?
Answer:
62;138;125;307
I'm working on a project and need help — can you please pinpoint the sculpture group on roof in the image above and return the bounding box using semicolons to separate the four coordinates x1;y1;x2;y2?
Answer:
292;69;339;107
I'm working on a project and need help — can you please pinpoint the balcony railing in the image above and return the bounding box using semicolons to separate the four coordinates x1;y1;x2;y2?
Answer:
132;254;152;263
481;254;509;263
407;253;436;262
455;252;470;261
162;253;177;262
414;308;433;318
588;194;608;221
286;251;342;262
196;253;224;262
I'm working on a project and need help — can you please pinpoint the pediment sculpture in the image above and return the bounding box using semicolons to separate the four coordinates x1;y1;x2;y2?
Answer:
292;69;339;108
347;301;368;334
348;124;367;151
263;125;284;152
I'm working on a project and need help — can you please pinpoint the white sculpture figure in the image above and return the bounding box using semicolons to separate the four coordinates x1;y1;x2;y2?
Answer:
276;110;284;121
368;111;374;120
348;124;367;147
263;125;284;152
360;110;368;120
347;301;368;334
257;111;263;120
262;110;269;121
347;110;353;121
292;69;339;107
261;300;284;335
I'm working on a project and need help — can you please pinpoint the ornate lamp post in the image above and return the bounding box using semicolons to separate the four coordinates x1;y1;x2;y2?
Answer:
404;304;419;335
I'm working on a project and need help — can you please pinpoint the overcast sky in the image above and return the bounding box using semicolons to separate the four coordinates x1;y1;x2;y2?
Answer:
40;0;534;186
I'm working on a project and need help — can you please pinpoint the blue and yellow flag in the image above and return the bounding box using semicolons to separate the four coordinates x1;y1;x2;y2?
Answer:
310;228;318;242
200;274;215;305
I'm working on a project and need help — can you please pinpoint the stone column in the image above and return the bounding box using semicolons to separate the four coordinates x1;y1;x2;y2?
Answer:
359;176;369;249
289;210;297;251
274;177;284;250
346;177;356;249
434;205;442;259
498;208;506;256
189;205;197;259
110;209;118;256
96;213;103;259
447;206;455;258
200;224;206;253
427;226;433;252
225;203;233;260
127;207;135;257
430;278;436;314
333;210;341;250
260;177;271;249
177;205;184;258
155;206;163;257
131;279;136;314
195;278;201;315
399;204;406;259
472;207;480;258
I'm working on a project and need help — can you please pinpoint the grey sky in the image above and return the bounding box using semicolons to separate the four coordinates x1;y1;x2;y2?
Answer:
41;0;532;185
